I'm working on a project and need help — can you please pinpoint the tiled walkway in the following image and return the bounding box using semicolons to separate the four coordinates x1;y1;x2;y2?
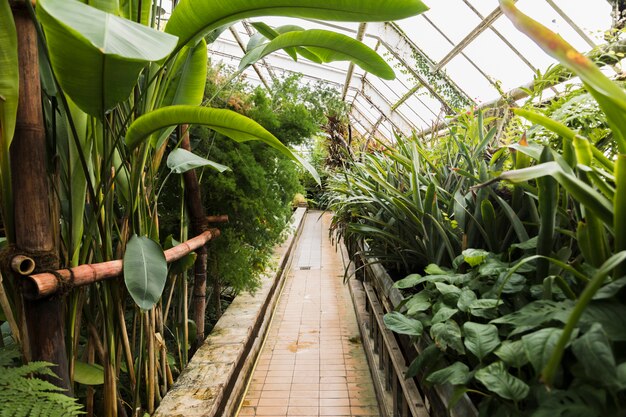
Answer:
238;211;380;417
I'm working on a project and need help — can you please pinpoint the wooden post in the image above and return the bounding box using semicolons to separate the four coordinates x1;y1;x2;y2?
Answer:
179;126;210;349
10;2;72;392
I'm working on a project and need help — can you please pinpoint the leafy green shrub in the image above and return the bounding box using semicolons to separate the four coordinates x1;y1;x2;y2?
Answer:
325;113;531;276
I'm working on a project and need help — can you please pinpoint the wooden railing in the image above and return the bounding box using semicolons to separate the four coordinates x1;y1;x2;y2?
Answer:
347;241;478;417
360;280;429;417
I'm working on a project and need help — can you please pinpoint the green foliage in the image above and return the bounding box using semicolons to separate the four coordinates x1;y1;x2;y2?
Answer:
0;347;84;417
327;3;626;415
325;112;530;275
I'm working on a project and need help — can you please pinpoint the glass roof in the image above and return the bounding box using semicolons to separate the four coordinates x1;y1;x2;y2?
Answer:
162;1;615;141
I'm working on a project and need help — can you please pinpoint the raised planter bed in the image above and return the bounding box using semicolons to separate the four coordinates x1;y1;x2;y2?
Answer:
154;208;307;417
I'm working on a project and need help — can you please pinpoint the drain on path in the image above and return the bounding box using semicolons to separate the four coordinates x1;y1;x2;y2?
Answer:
299;266;311;270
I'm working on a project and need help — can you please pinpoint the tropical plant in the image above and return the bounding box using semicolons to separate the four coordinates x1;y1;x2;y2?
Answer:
0;0;429;414
373;2;626;415
325;112;532;276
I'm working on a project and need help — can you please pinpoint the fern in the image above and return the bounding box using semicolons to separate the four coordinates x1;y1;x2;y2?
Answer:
0;347;84;417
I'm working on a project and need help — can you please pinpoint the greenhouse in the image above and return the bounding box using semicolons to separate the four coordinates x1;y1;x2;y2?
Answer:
1;0;626;416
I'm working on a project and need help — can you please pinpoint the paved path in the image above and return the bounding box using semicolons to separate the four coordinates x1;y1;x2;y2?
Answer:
238;211;380;417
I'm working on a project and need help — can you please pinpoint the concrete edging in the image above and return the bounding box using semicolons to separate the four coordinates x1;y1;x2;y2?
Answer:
155;207;307;417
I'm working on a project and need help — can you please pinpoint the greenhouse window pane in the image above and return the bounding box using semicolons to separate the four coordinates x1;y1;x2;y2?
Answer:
444;55;499;104
551;0;611;44
395;16;455;62
411;0;481;46
462;29;536;93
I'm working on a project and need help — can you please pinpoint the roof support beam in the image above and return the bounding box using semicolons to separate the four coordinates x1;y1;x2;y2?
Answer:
359;78;418;134
342;23;367;100
228;26;273;90
461;0;537;73
421;37;626;136
434;2;516;71
545;0;597;48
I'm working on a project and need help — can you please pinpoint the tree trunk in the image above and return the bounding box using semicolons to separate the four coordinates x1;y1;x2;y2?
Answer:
11;2;71;392
179;126;209;350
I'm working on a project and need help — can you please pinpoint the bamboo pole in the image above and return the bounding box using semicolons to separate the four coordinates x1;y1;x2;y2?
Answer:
179;126;210;349
23;229;221;299
10;1;72;391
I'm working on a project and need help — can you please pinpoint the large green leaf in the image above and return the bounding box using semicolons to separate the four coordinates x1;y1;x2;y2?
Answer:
261;24;324;63
572;323;618;387
0;0;17;240
125;105;320;184
393;273;422;289
167;148;230;174
123;235;168;310
73;361;104;385
426;362;471;386
240;29;395;80
165;0;428;49
495;340;529;368
162;40;208;108
430;320;465;354
37;0;178;117
383;311;423;336
522;327;563;374
475;362;529;401
463;322;500;361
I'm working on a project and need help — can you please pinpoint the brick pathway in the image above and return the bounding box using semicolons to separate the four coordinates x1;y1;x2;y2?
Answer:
238;211;380;417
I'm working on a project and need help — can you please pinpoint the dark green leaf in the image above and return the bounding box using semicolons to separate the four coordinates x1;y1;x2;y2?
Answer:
123;235;168;310
581;302;626;341
463;322;500;361
430;320;465;354
475;362;529;401
495;340;529;368
593;277;626;300
394;273;422;289
457;288;477;313
426;362;471;385
434;282;462;305
383;311;423;336
405;291;431;315
432;307;458;324
406;344;442;378
510;236;538;251
572;323;617;386
522;327;563;374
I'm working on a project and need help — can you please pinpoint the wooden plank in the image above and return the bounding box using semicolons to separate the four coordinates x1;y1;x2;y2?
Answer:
348;277;393;417
363;283;429;417
359;252;479;417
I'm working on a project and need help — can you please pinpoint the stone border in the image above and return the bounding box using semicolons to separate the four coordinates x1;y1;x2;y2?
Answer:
155;207;307;417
